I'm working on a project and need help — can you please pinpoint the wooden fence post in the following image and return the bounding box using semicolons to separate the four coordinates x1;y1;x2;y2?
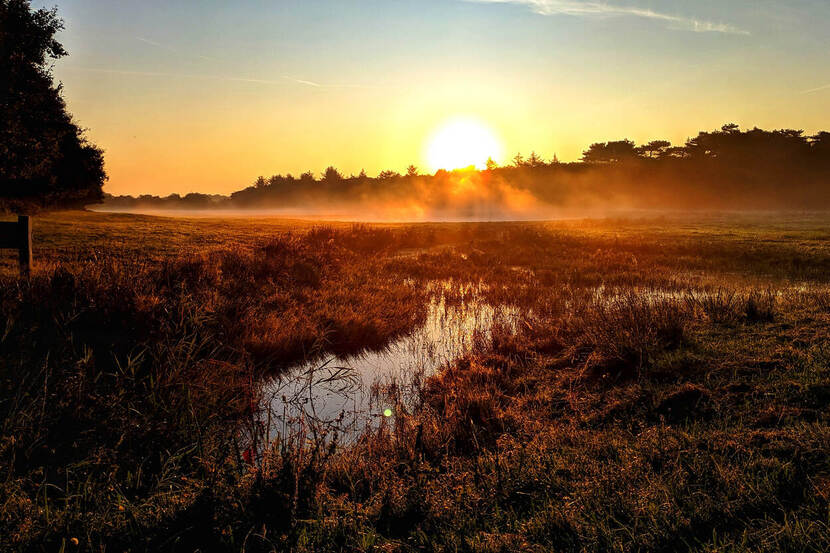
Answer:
0;215;32;277
18;215;32;277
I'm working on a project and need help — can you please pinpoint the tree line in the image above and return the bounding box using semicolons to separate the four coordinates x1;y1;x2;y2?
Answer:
104;124;830;214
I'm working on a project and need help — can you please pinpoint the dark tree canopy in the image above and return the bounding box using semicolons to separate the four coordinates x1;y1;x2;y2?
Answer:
0;0;106;213
582;140;638;163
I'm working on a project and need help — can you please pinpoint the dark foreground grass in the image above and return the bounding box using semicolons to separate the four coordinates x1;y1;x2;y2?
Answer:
1;211;829;552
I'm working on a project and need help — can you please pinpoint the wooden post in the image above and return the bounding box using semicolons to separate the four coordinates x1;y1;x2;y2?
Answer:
0;215;32;277
18;216;32;277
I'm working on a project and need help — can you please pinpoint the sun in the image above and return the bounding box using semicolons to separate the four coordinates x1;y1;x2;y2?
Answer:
425;117;504;172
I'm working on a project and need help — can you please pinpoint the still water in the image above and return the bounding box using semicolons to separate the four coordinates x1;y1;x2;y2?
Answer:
259;293;519;441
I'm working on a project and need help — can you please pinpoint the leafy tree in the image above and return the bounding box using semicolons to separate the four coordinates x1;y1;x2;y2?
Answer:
582;140;637;163
636;140;671;159
659;146;688;159
377;170;401;180
485;157;498;171
322;166;343;182
810;132;830;160
526;151;544;168
684;125;810;162
1;0;106;212
299;171;315;183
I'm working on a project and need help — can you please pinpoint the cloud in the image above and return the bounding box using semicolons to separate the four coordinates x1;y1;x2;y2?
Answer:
67;67;376;90
466;0;749;34
282;76;375;89
67;67;287;86
802;83;830;95
136;36;215;61
283;76;323;88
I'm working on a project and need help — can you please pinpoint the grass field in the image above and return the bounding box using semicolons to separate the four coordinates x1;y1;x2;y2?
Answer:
1;210;830;552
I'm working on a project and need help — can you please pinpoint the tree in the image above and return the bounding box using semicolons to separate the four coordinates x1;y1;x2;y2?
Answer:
322;166;343;182
526;151;543;168
581;140;637;163
810;132;830;160
377;170;401;180
254;176;267;188
659;146;688;159
406;165;419;177
636;140;671;159
485;157;498;171
1;0;106;212
512;153;525;167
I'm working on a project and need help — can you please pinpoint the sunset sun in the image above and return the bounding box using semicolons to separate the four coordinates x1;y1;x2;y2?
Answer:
426;118;503;172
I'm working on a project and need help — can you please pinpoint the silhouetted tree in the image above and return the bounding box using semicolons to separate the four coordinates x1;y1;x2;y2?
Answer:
810;132;830;160
377;170;401;180
486;157;498;171
1;0;106;212
102;122;830;214
582;140;637;163
406;165;419;177
512;153;525;167
636;140;671;159
527;151;544;168
659;146;688;159
322;166;343;182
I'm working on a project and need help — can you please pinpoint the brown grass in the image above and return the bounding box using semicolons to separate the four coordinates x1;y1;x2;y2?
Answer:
1;211;830;552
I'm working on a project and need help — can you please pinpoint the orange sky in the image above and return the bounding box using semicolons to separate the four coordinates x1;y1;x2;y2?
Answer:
42;0;830;196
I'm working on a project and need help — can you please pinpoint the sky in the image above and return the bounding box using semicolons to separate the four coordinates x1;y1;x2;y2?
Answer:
33;0;830;196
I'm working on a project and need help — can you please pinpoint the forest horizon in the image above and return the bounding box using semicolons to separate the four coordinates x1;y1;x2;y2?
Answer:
101;123;830;219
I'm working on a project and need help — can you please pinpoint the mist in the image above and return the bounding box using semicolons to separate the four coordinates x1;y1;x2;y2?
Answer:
98;124;830;221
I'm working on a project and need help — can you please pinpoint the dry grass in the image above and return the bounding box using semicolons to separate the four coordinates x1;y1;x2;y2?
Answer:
1;211;830;552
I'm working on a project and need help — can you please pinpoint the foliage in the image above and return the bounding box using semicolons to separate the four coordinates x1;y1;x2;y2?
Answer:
0;0;106;213
104;123;830;215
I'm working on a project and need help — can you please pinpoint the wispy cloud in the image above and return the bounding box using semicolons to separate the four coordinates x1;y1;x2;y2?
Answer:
283;76;323;88
282;75;375;89
67;66;288;85
802;83;830;95
66;67;376;89
137;36;215;61
465;0;749;34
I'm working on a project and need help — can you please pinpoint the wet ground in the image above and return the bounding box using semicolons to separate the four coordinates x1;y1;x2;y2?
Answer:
259;288;520;441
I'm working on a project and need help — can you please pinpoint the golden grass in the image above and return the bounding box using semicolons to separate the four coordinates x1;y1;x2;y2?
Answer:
1;210;830;551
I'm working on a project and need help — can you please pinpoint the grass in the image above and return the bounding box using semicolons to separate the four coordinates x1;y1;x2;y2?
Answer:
1;210;829;552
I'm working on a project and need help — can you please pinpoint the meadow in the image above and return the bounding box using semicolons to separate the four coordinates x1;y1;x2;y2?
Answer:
1;210;829;552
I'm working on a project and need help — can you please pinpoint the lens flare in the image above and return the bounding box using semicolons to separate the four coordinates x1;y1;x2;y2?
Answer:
425;117;503;172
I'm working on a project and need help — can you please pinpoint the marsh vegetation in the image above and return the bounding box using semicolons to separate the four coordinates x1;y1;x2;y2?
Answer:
1;211;830;552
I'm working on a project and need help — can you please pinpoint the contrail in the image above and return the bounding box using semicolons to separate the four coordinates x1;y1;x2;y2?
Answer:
66;66;287;85
136;36;215;61
802;83;830;95
465;0;749;35
66;66;378;89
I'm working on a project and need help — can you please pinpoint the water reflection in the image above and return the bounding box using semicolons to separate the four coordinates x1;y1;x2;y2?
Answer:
260;295;519;442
